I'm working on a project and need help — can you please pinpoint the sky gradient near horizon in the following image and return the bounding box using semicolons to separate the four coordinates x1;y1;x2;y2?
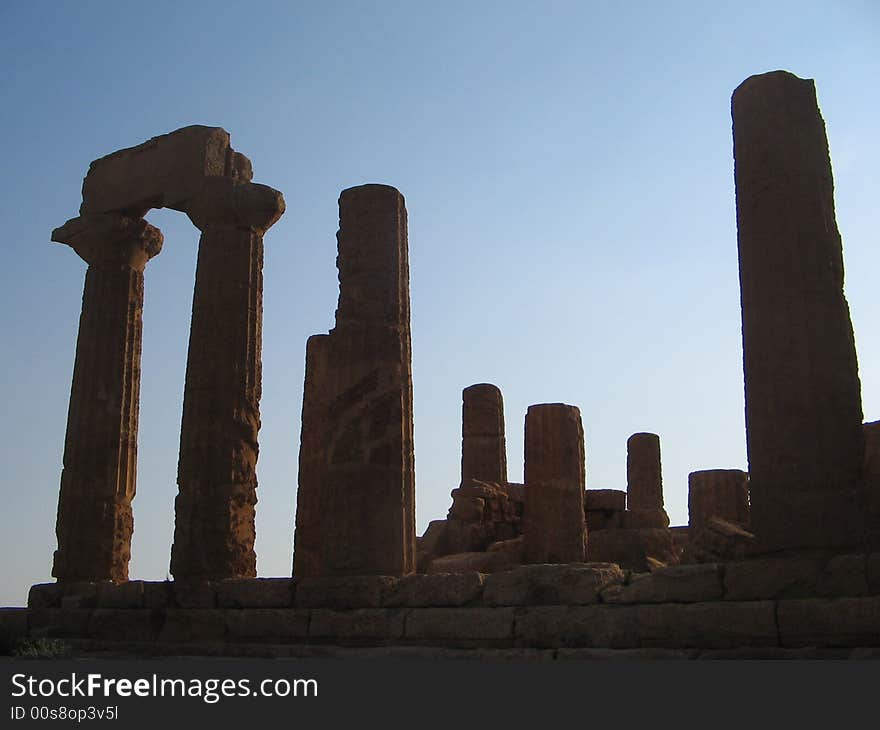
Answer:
1;1;878;606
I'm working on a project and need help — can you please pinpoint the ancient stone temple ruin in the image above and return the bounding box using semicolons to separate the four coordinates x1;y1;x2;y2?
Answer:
49;126;285;584
6;71;879;658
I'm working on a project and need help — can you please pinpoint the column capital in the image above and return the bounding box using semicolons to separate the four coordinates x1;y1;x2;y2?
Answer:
51;214;163;271
184;177;285;234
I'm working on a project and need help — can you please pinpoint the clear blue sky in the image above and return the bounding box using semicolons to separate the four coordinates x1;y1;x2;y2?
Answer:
1;1;877;606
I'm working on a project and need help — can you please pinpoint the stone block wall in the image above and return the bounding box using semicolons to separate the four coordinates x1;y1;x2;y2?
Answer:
5;554;879;658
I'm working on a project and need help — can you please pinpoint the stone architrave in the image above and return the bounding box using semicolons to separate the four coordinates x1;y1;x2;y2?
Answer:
732;70;866;551
50;214;163;582
688;469;750;531
626;432;663;510
461;383;508;484
171;178;285;581
292;334;330;578
297;184;416;577
523;404;586;563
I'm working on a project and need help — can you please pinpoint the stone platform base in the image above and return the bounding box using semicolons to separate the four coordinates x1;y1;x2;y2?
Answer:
4;554;880;657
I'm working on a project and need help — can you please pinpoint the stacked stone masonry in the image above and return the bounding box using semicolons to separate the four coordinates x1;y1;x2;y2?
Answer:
7;554;879;656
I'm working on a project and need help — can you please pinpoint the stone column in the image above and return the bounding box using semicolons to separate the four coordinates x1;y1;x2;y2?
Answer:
523;403;586;563
292;334;330;578
461;383;508;484
626;432;663;510
732;70;866;551
50;214;163;582
688;469;750;531
314;184;416;576
171;178;285;580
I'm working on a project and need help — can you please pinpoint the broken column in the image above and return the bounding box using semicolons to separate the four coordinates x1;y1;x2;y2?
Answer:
523;404;586;563
292;334;330;578
732;70;866;551
295;184;416;576
624;432;669;528
461;383;508;484
50;214;163;582
171;178;285;580
688;469;750;532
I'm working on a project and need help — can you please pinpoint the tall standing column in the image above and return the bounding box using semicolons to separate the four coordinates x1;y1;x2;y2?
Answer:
50;214;163;582
171;178;285;580
523;403;586;563
732;70;866;552
292;334;330;578
626;432;664;510
461;383;508;484
312;184;416;577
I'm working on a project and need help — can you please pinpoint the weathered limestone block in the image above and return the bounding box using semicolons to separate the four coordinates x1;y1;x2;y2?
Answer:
159;610;227;643
385;573;485;607
405;607;515;643
523;404;586;563
724;555;868;601
777;597;880;648
732;70;866;552
513;605;640;649
294;575;398;609
461;383;508;483
171;179;285;581
681;517;754;564
96;581;145;609
635;602;777;649
88;609;161;642
28;609;91;639
585;489;626;512
214;578;295;608
602;564;723;604
426;551;516;574
483;563;625;606
309;609;406;642
28;584;63;609
296;185;415;577
225;609;310;642
688;469;750;531
586;528;677;572
626;432;665;512
172;580;216;609
585;489;626;531
80;125;252;216
51;214;162;583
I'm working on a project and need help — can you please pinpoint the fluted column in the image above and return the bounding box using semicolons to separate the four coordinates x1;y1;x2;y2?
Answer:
523;403;586;563
171;178;285;580
732;71;866;551
51;214;163;582
292;334;330;578
461;383;508;484
308;184;416;577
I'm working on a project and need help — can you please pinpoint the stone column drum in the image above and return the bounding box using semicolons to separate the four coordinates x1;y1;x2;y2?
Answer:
292;334;330;578
461;383;508;484
626;432;664;510
50;214;163;582
688;469;750;531
523;403;586;563
732;70;866;551
171;178;285;580
295;184;416;577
